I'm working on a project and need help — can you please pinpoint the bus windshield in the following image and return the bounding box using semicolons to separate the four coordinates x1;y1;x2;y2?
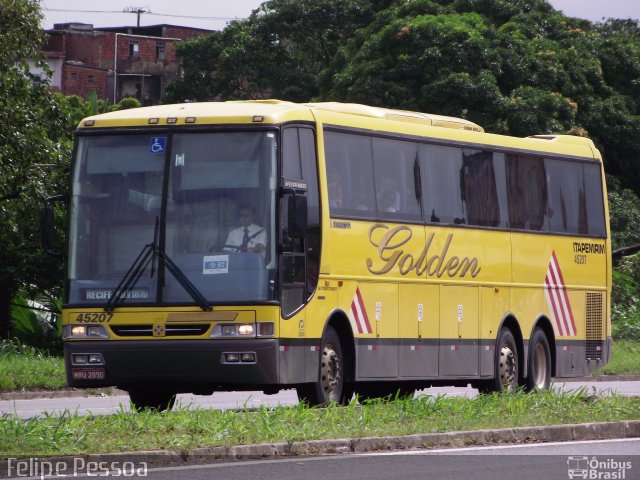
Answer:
67;131;278;306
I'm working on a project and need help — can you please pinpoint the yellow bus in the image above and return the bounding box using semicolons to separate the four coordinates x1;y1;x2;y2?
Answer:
47;100;611;410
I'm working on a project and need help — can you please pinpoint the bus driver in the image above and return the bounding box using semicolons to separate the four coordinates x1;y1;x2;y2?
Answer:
223;205;266;253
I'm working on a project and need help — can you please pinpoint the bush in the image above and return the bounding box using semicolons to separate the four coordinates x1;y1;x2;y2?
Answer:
10;295;61;353
607;175;640;251
611;269;640;341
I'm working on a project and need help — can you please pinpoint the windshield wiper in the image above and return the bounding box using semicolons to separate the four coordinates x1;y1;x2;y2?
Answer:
105;217;211;312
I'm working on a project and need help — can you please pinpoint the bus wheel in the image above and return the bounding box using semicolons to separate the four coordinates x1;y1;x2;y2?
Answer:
297;326;348;406
495;329;519;393
526;328;551;391
128;388;176;412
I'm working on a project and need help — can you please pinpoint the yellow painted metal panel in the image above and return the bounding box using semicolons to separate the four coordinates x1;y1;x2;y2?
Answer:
399;284;439;340
440;286;479;340
480;286;510;340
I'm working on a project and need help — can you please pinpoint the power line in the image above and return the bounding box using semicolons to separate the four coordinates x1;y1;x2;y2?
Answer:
123;6;150;27
42;7;239;21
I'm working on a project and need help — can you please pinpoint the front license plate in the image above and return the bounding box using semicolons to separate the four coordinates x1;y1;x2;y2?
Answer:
72;368;106;381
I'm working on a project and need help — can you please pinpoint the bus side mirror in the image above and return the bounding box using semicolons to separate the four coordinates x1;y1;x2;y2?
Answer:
41;195;66;258
287;195;307;239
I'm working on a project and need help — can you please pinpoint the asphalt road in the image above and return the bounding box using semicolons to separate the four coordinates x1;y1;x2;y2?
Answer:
59;438;639;480
1;380;638;419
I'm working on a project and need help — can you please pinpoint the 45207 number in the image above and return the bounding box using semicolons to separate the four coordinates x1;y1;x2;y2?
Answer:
75;313;113;323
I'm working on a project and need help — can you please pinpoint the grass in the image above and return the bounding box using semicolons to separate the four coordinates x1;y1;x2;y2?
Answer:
1;389;639;457
0;344;65;392
596;339;640;376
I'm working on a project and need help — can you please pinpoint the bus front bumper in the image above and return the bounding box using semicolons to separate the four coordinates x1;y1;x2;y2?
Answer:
64;339;279;390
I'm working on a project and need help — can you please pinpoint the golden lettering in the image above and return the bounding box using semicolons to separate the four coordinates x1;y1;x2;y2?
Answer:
415;233;434;276
366;225;412;275
446;256;460;276
398;253;415;275
427;234;452;277
366;225;481;279
458;257;481;277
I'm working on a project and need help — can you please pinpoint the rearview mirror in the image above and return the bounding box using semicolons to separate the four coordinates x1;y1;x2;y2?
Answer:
41;195;66;258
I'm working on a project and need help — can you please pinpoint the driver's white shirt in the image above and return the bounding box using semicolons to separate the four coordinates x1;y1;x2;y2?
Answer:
223;223;266;252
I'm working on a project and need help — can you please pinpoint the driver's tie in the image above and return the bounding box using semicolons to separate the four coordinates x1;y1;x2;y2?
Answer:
240;227;250;252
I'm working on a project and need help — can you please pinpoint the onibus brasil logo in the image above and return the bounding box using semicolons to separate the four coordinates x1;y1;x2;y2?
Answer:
567;457;632;479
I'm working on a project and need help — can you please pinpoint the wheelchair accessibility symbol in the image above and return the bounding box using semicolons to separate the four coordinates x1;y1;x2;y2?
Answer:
149;137;166;154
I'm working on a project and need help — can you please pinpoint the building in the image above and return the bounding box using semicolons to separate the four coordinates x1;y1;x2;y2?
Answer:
33;23;212;104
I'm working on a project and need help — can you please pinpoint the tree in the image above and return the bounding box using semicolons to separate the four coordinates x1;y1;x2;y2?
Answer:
324;1;640;191
0;0;70;338
163;0;397;103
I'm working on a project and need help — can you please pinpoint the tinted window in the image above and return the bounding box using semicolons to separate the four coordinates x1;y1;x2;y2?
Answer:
545;158;587;234
282;128;302;179
325;131;376;218
419;144;466;224
372;137;421;222
461;150;508;228
299;128;321;297
583;163;606;237
506;154;548;231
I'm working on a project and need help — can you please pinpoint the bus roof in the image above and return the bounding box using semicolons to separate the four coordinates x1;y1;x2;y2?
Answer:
78;100;600;161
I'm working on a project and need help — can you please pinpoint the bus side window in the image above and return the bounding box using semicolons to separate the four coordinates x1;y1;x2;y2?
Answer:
545;158;590;235
324;131;376;218
419;144;465;225
583;163;606;237
372;137;420;222
460;150;508;228
506;154;548;231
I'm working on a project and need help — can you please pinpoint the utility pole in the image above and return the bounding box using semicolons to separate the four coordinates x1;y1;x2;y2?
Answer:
123;7;150;27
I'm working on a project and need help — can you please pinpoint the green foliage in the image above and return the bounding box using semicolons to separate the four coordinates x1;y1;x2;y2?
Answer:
0;0;71;338
2;390;639;456
0;339;65;391
597;339;640;375
0;0;44;67
611;270;640;340
607;176;640;250
115;97;141;110
168;0;640;195
611;252;640;341
9;295;61;352
163;0;396;103
0;0;141;341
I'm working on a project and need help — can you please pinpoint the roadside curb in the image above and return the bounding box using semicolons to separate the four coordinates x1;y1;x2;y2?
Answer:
0;388;126;401
2;375;639;401
560;375;640;382
3;420;639;471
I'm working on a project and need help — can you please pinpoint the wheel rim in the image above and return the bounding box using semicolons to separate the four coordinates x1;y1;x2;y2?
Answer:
532;343;548;389
321;343;341;402
499;345;517;392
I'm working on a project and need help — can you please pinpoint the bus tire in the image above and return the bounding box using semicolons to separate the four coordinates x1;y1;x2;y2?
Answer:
493;329;519;393
297;326;348;406
525;328;551;391
128;388;176;412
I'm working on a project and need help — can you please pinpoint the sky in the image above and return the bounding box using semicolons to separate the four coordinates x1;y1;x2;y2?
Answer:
40;0;640;31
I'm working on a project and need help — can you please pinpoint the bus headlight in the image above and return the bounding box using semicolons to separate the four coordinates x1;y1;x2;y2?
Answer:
63;324;109;339
237;324;254;336
211;323;256;338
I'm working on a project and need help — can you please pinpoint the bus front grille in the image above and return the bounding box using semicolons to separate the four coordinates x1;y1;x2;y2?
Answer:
585;292;604;361
111;324;210;337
